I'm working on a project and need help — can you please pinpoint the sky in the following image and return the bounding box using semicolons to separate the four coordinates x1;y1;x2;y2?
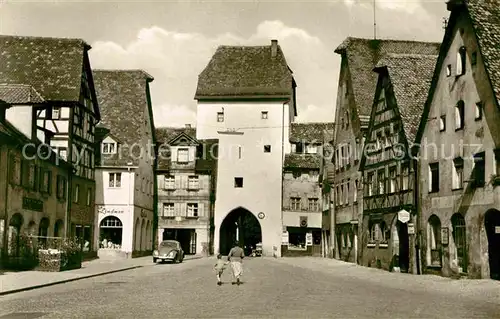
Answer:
0;0;449;128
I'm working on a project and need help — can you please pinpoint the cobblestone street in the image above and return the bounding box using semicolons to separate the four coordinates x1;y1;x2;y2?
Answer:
0;257;499;318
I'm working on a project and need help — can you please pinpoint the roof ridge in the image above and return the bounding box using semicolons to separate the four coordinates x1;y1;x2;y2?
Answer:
384;53;439;58
0;34;87;44
93;69;154;80
345;36;441;44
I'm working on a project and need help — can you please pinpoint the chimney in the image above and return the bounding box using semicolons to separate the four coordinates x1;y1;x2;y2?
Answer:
271;39;278;58
185;124;192;128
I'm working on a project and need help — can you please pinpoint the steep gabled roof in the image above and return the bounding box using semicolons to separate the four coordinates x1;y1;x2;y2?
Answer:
0;84;45;104
93;70;154;166
334;37;440;117
289;122;335;143
466;0;500;106
167;131;199;146
0;35;90;102
195;41;294;99
415;0;500;147
375;54;438;143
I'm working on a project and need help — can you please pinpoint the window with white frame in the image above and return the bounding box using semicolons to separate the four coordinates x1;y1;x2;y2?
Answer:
401;163;409;191
389;166;397;193
290;197;301;210
188;176;199;189
367;173;374;196
102;142;116;154
377;169;385;194
452;157;464;189
340;183;344;205
475;102;483;120
354;180;358;202
346;179;350;204
109;173;121;188
164;176;175;189
177;148;189;163
455;101;465;130
457;46;466;76
439;115;446;132
308;198;319;211
187;203;198;217
163;203;175;217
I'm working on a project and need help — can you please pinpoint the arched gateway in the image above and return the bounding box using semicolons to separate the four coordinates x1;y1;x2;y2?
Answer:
219;207;262;255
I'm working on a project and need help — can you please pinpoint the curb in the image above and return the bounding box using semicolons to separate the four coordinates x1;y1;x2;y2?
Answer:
0;265;143;296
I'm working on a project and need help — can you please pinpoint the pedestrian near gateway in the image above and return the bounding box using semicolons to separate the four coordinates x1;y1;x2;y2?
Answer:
227;241;244;285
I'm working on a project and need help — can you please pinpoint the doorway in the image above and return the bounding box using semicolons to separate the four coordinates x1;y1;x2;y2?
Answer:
485;209;500;280
397;221;410;273
219;207;262;255
162;229;196;254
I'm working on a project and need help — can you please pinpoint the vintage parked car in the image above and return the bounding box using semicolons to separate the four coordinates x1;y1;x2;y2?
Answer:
153;240;184;263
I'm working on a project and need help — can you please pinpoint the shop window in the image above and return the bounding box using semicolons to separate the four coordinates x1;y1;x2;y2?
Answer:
451;213;467;272
99;216;123;249
428;215;442;267
288;227;307;250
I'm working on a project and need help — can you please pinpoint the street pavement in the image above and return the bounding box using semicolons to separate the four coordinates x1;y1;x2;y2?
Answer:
0;257;499;319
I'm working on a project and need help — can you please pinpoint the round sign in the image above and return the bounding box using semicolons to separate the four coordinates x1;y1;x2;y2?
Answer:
257;212;265;219
300;220;307;227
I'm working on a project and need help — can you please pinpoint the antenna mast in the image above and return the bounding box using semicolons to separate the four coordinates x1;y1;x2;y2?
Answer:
373;0;377;39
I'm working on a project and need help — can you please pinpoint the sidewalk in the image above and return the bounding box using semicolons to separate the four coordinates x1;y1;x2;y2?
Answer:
0;255;204;296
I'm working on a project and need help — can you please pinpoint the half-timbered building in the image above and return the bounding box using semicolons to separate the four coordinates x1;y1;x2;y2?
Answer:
329;37;440;264
359;53;438;273
415;0;500;280
0;35;101;255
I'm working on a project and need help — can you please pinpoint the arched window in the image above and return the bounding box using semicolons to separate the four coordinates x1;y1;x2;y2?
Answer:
427;215;442;266
456;46;466;76
99;216;123;249
451;213;467;272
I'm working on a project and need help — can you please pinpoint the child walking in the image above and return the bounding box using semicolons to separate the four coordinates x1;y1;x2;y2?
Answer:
214;254;228;286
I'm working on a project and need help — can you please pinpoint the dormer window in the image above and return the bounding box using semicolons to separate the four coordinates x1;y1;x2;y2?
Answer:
102;142;116;154
456;46;466;76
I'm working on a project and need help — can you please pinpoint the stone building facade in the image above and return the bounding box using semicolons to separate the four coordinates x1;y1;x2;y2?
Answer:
415;0;500;280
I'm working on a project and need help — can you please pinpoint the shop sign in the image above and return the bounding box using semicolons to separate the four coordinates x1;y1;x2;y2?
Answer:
306;232;313;246
97;206;124;215
281;231;289;245
407;223;415;235
397;209;410;223
22;197;43;212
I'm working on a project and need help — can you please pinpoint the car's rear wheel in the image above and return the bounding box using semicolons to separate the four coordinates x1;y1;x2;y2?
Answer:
153;258;157;263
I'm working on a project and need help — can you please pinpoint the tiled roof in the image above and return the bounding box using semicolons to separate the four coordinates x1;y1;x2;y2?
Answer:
284;153;321;169
195;42;294;99
289;122;335;143
93;70;154;166
0;84;45;104
376;54;438;143
335;37;440;117
0;35;89;101
466;0;500;106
